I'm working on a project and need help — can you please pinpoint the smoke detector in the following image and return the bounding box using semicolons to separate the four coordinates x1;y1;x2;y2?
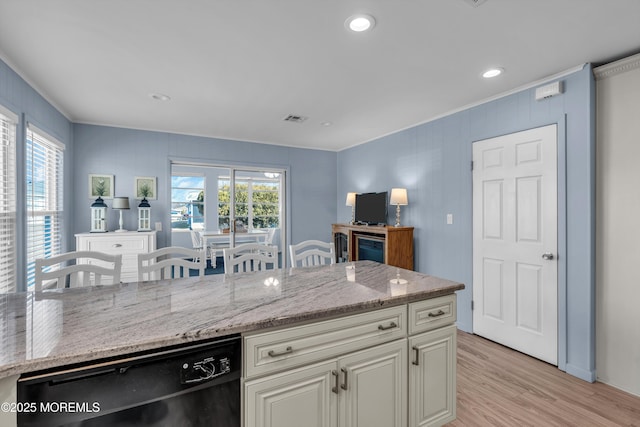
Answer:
535;81;564;101
462;0;488;7
283;114;308;123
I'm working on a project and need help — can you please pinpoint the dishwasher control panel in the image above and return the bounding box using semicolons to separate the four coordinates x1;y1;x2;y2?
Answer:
180;354;232;384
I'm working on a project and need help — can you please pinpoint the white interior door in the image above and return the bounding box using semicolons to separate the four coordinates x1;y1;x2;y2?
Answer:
472;124;558;365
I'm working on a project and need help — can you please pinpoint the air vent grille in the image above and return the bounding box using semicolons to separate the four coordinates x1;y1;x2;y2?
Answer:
462;0;488;7
283;114;308;123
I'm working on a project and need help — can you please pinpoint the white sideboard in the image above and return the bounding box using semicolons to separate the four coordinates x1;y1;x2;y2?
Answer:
75;231;157;283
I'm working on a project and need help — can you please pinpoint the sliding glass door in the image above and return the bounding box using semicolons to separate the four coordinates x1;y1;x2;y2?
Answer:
170;162;286;270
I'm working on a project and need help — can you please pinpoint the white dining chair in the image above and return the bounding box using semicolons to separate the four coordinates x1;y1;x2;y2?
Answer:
34;251;123;291
138;246;206;281
190;230;205;256
289;240;335;268
223;243;278;275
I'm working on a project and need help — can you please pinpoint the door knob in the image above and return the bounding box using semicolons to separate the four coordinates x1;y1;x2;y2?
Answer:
542;253;554;260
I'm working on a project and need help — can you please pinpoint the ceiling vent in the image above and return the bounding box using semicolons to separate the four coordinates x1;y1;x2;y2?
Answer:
283;114;308;123
462;0;488;7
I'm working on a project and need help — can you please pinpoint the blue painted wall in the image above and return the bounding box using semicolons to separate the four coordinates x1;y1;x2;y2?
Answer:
2;54;597;382
72;124;337;250
337;65;596;382
0;58;74;290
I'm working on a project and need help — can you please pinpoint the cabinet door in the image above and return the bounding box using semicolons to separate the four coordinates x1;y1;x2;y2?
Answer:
338;339;407;427
408;325;456;427
245;360;338;427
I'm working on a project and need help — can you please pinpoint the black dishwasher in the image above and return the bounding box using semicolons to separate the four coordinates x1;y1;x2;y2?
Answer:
17;336;241;427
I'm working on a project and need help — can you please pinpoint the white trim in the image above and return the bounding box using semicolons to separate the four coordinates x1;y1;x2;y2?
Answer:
0;52;73;122
0;103;18;123
27;122;66;150
593;53;640;80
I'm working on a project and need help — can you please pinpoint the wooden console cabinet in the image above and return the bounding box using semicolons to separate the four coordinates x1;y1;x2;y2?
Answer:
332;223;414;270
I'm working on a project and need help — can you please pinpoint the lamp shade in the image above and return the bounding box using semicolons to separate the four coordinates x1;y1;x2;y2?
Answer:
112;197;130;210
390;188;408;206
346;192;357;207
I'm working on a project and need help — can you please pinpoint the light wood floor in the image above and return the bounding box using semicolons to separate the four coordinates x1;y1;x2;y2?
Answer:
447;331;640;427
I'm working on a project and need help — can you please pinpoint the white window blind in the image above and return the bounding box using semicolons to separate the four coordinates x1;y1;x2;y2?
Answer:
0;107;17;293
26;124;65;290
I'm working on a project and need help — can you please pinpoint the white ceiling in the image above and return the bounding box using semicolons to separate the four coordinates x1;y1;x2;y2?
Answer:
0;1;639;151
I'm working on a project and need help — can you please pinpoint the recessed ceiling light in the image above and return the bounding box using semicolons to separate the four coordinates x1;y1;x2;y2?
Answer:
482;68;504;78
149;93;171;101
345;14;376;32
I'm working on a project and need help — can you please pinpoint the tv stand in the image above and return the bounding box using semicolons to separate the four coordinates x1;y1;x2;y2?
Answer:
332;223;414;270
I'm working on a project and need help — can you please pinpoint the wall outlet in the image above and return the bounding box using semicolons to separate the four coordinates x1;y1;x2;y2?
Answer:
155;222;162;231
446;214;453;225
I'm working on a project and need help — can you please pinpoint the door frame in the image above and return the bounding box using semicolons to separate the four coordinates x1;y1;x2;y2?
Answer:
168;157;291;268
471;118;568;372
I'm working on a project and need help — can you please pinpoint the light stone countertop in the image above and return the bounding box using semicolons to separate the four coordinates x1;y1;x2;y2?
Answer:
0;261;463;379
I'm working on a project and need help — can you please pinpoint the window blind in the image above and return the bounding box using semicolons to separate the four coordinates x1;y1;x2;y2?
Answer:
0;107;17;293
26;124;65;290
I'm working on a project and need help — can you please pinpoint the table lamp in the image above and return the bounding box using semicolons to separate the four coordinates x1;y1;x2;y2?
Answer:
112;196;130;232
346;192;357;224
390;188;408;227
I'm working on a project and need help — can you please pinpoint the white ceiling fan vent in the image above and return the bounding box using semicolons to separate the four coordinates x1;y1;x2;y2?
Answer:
283;114;308;123
462;0;488;7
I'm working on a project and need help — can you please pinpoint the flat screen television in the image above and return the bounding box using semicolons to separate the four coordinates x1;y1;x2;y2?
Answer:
355;192;387;225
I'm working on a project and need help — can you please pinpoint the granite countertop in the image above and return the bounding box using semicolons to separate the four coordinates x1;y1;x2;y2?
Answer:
0;261;463;379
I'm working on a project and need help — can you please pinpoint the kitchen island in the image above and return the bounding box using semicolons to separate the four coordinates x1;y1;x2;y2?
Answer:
0;261;463;426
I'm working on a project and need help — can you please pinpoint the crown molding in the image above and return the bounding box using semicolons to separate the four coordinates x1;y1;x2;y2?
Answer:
594;53;640;80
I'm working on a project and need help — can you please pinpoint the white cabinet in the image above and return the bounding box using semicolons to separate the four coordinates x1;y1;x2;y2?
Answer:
338;340;407;427
244;306;407;378
75;231;156;283
245;359;337;427
244;295;458;427
407;294;457;427
245;339;407;427
409;325;457;427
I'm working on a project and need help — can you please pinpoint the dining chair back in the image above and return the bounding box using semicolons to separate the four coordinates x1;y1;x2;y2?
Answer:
138;246;206;281
34;251;122;291
223;243;278;275
289;240;335;268
190;230;204;252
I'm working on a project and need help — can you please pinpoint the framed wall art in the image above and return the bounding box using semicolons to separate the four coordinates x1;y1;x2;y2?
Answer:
88;174;114;199
134;176;157;200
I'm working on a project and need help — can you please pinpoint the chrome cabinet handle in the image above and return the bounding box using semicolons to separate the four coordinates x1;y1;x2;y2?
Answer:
332;370;339;394
340;368;348;391
542;253;554;260
412;346;420;366
428;310;446;318
378;321;397;331
267;346;293;357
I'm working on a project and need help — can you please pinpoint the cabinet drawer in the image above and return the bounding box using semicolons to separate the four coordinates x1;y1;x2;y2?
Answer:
244;305;407;378
81;236;150;255
408;294;456;335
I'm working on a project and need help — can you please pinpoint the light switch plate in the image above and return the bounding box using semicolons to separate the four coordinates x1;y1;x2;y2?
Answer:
155;222;162;231
446;214;453;225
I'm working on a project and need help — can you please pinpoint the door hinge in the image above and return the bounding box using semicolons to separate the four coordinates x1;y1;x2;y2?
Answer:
471;300;474;310
471;161;474;171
